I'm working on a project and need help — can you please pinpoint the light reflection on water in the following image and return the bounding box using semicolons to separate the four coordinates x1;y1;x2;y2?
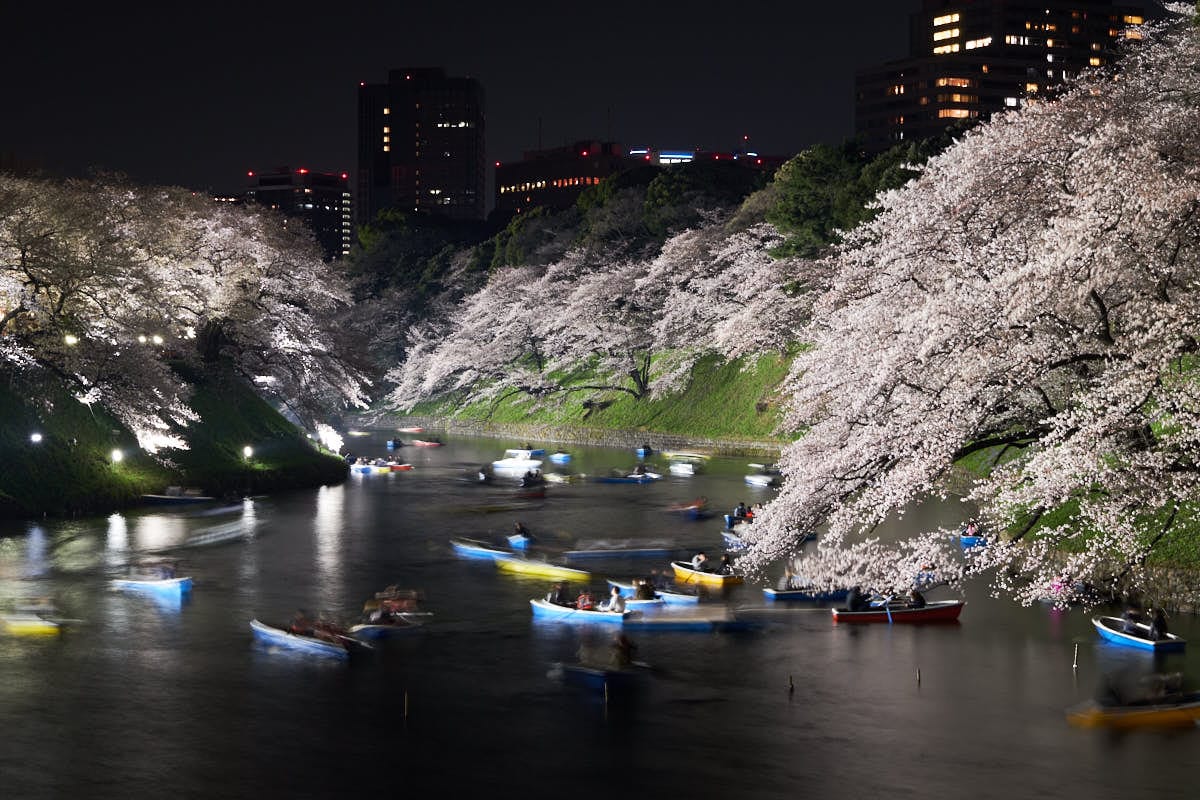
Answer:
0;432;1198;798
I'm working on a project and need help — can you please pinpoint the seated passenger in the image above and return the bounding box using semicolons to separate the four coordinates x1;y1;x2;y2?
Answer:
691;551;709;572
846;586;869;612
717;554;736;576
576;591;595;611
907;588;926;609
634;580;655;600
1122;607;1143;634
600;586;626;613
1148;607;1170;641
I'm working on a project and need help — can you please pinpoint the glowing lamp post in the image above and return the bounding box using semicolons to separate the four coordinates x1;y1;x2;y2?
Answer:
63;334;78;346
111;449;123;463
30;432;43;444
243;446;254;459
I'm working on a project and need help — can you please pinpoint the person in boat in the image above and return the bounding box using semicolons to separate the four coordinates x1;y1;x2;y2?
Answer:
691;551;710;572
779;566;800;591
513;521;532;539
717;553;736;576
611;632;637;668
576;590;596;611
648;568;669;591
733;501;749;520
846;586;869;612
546;581;571;606
907;588;926;609
600;586;627;613
289;610;315;636
1122;606;1143;634
634;579;655;600
964;519;980;537
1148;607;1169;641
633;463;647;476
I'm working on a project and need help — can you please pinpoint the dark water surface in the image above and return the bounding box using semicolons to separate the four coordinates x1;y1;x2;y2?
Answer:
1;433;1198;799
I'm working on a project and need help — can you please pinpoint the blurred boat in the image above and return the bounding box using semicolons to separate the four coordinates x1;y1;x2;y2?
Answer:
593;471;661;484
548;451;572;464
493;449;543;477
607;579;700;605
249;619;350;659
496;556;590;582
529;599;634;624
450;538;512;560
831;599;964;623
670;560;743;588
763;586;849;602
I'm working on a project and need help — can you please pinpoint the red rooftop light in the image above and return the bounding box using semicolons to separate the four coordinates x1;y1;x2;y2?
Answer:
247;171;254;177
494;161;501;167
581;150;588;157
341;172;348;179
298;168;309;174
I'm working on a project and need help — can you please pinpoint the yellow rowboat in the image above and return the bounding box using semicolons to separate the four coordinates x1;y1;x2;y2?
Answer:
1067;696;1200;729
494;555;590;583
671;560;743;589
2;615;63;636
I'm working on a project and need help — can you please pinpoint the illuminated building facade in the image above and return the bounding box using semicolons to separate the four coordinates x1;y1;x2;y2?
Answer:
245;167;353;261
855;0;1146;152
357;68;486;224
495;141;788;216
495;141;629;215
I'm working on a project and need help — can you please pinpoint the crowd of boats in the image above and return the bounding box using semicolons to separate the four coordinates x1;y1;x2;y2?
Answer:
8;436;1199;729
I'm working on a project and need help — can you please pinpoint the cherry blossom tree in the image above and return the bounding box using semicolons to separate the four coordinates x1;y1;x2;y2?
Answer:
740;9;1200;605
0;174;368;449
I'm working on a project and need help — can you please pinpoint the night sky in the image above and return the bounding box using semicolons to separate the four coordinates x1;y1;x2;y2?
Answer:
2;1;916;195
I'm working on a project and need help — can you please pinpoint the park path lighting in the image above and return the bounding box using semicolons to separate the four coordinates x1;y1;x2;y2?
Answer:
30;432;43;443
138;335;147;343
152;334;164;345
243;445;254;459
110;449;123;463
63;334;78;346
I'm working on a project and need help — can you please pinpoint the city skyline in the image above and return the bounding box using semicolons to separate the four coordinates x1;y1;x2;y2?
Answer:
2;1;916;194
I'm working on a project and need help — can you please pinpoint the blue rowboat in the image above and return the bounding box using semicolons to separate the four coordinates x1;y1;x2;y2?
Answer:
249;619;349;659
508;534;533;550
607;580;700;605
111;575;193;599
348;620;424;640
959;534;987;549
450;538;511;560
764;586;850;602
529;599;636;625
548;451;571;464
624;597;666;610
562;663;641;692
1092;616;1186;652
722;530;748;551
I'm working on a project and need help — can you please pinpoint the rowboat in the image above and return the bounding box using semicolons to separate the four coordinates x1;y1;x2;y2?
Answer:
668;462;696;477
496;556;591;582
389;463;413;472
624;597;666;610
607;580;700;605
508;533;534;550
661;452;710;462
763;587;850;602
493;449;543;477
1091;616;1186;652
831;599;965;623
411;439;443;447
141;492;215;505
959;534;987;549
529;599;635;624
111;575;193;600
562;663;641;692
1067;693;1200;729
397;426;424;433
722;530;748;551
450;538;511;560
548;451;572;464
249;619;349;659
670;560;743;588
666;501;712;520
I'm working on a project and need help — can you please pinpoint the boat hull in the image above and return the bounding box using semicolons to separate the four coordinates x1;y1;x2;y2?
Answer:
348;622;422;640
141;493;216;505
1092;616;1186;652
670;561;742;588
1067;696;1200;729
831;600;964;623
607;580;699;605
111;576;193;598
450;539;511;560
2;616;62;636
249;619;348;659
565;547;674;560
529;599;633;624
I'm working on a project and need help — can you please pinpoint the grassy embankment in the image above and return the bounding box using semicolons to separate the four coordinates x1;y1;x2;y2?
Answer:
407;352;795;444
0;365;347;520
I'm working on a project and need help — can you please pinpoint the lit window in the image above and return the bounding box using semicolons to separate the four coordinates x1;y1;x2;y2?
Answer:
933;43;960;54
1046;38;1055;47
382;135;390;143
1123;15;1143;24
938;109;973;119
981;64;989;73
1005;35;1031;45
1125;29;1143;41
933;28;960;41
936;77;974;87
383;107;390;114
1092;42;1102;51
1005;97;1019;107
888;84;905;95
1089;56;1102;66
1025;82;1039;93
933;12;960;26
383;126;390;133
964;37;992;49
383;145;390;152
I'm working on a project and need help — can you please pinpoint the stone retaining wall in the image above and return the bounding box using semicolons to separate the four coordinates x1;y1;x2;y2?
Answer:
363;414;785;459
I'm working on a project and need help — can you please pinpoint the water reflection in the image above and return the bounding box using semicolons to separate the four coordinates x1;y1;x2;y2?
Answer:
313;484;345;597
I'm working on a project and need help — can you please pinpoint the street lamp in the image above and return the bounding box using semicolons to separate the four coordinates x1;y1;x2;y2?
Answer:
64;334;78;346
243;445;253;459
111;449;123;463
30;432;42;443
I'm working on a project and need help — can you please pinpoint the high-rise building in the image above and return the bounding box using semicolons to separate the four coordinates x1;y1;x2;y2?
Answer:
855;0;1146;152
357;68;486;225
245;167;353;261
495;141;630;216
